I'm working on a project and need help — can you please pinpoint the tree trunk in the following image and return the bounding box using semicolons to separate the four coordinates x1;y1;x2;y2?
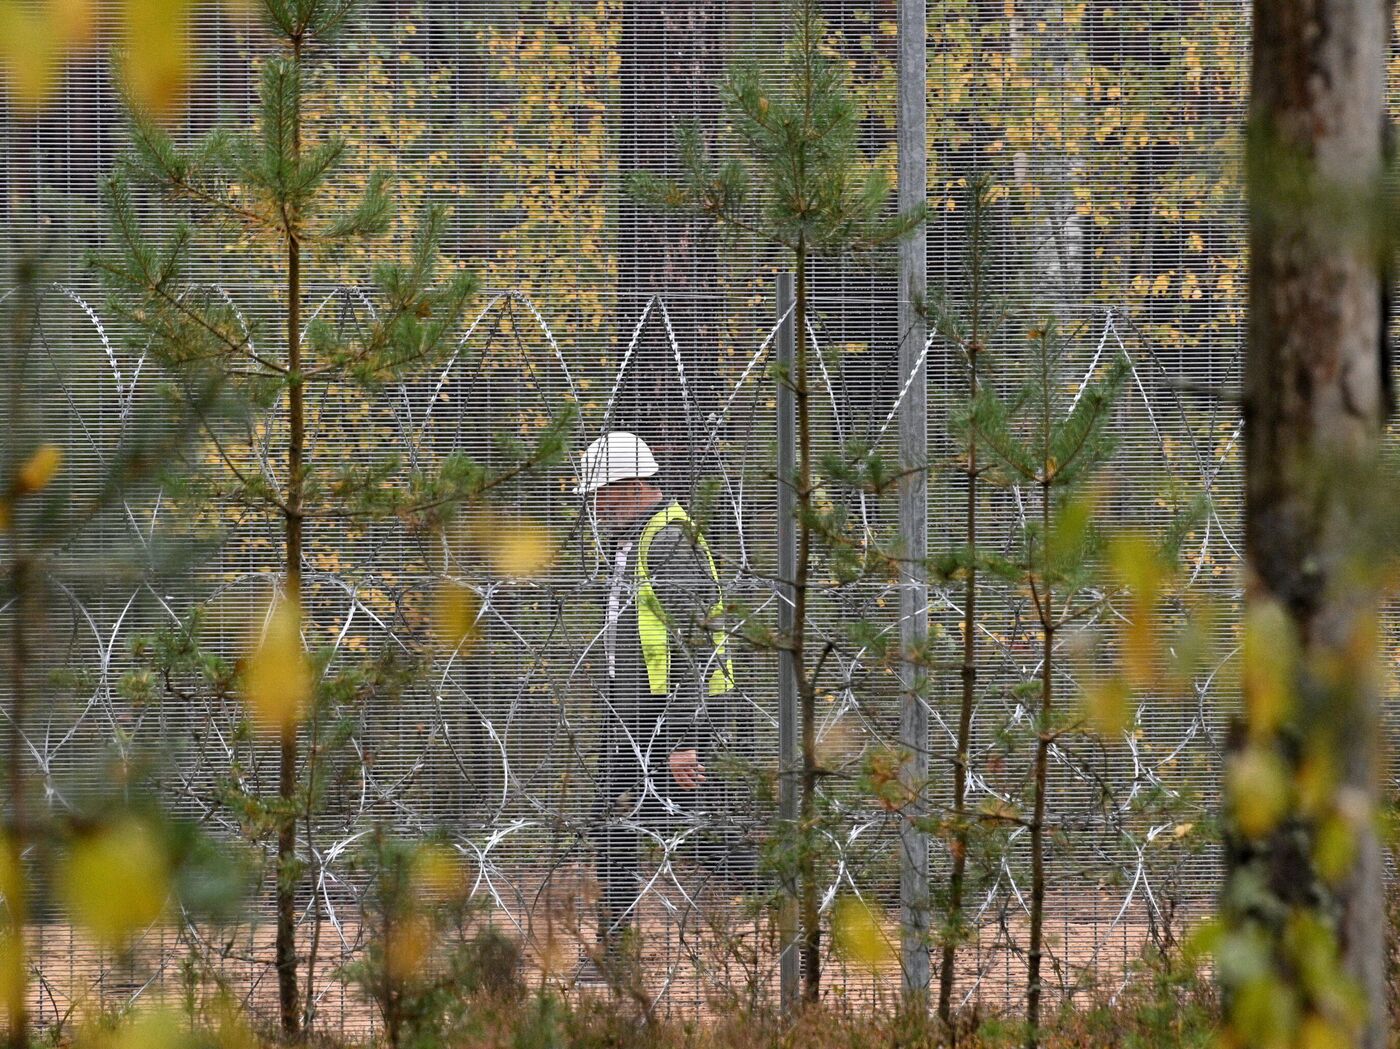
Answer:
2;100;38;1049
940;274;982;1027
1025;476;1053;1049
793;243;822;1005
3;274;31;1049
4;554;29;1049
1234;2;1390;1048
276;36;307;1042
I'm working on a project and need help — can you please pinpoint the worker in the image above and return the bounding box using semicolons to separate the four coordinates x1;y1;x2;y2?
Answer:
573;430;740;981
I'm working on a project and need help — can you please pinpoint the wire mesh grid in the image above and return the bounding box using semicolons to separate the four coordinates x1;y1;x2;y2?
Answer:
3;272;1240;1024
0;0;1390;1037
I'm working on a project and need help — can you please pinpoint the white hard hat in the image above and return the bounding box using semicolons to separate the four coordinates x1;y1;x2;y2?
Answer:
573;431;659;495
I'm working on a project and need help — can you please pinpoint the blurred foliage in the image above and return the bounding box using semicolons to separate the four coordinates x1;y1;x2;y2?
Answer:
1211;589;1390;1046
0;0;202;119
239;599;311;734
339;832;523;1049
2;238;248;1043
59;814;169;947
829;894;893;971
431;581;481;654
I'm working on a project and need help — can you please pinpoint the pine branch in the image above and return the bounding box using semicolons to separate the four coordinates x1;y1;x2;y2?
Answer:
317;171;393;242
124;117;271;230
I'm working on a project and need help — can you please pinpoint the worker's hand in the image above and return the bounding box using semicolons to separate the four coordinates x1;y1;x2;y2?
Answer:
668;749;706;790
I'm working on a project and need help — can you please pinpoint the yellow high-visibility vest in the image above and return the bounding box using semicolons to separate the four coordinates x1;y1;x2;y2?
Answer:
635;503;735;697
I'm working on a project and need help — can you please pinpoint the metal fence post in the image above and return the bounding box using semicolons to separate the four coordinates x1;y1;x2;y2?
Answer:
897;0;931;1002
775;270;800;1015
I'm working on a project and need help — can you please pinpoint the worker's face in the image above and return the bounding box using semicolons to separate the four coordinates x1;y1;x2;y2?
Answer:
592;480;651;531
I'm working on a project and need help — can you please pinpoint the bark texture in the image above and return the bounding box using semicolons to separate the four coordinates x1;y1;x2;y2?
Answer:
1239;2;1390;1047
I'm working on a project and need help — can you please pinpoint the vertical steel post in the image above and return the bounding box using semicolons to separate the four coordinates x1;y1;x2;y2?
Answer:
775;271;800;1015
896;0;931;1002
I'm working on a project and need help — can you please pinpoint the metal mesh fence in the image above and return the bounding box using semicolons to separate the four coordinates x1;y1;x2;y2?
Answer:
0;0;1393;1036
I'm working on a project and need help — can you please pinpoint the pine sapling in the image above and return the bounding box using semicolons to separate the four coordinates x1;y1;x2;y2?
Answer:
629;0;922;1002
926;174;1005;1025
959;319;1125;1048
93;1;570;1035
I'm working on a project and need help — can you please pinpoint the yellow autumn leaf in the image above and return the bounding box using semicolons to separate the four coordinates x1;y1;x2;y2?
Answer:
1168;596;1217;687
1045;498;1087;563
486;519;556;578
50;0;96;46
1108;534;1166;689
1295;745;1338;817
1242;600;1296;741
205;992;259;1049
832;896;892;969
16;443;62;493
0;836;23;909
1226;746;1290;840
1296;1015;1352;1049
1313;814;1357;886
60;818;169;947
242;600;311;733
1182;916;1223;965
411;843;466;903
0;3;59;110
433;582;481;652
385;914;433;982
120;0;193;120
0;836;24;1020
0;931;23;1031
1082;676;1131;736
1231;973;1297;1048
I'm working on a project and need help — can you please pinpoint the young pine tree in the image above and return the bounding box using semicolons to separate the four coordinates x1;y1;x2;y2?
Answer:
629;0;923;1004
957;321;1125;1048
924;174;1005;1025
93;0;568;1035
